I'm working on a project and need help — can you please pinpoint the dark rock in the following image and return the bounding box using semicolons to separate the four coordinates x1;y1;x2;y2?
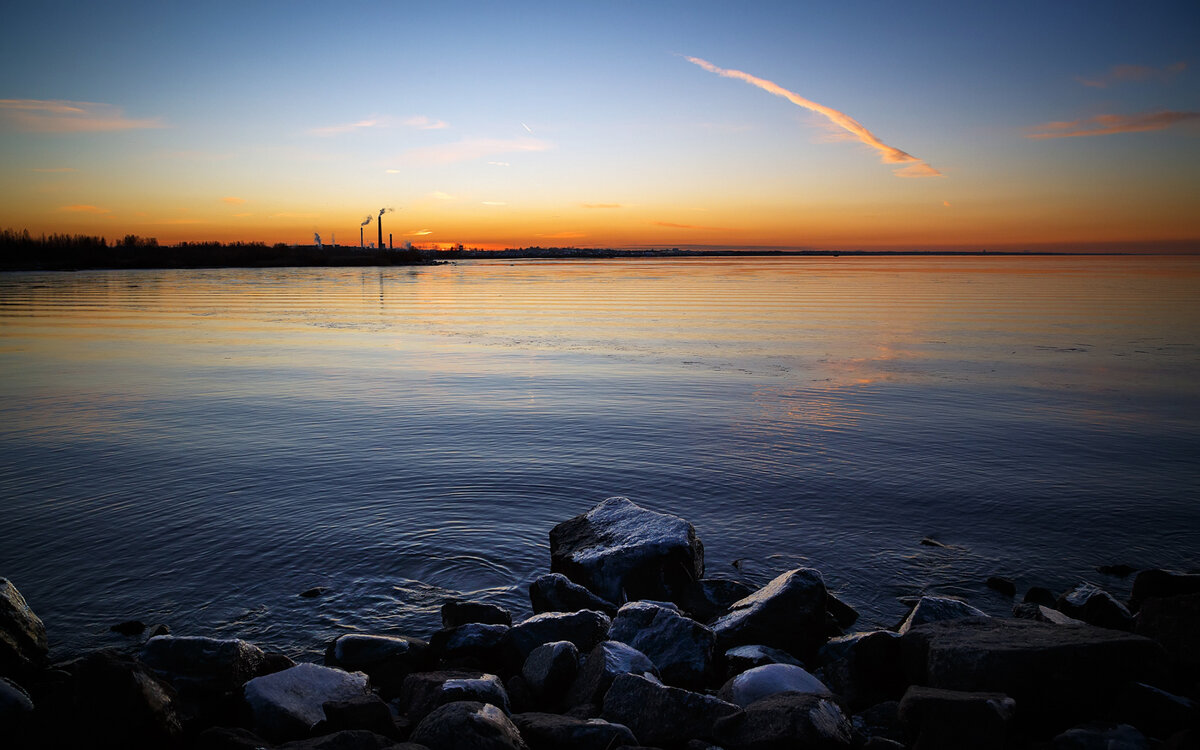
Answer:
1098;565;1139;579
1012;603;1086;626
195;726;275;750
901;616;1168;734
826;592;859;630
608;601;715;689
853;700;905;746
512;712;638;750
1136;592;1200;671
897;596;988;634
504;673;535;714
110;619;146;635
521;640;579;709
817;630;905;710
1053;722;1149;749
442;599;513;628
263;650;298;675
142;634;268;695
325;634;431;697
1024;586;1059;608
897;685;1015;750
549;496;704;604
712;691;854;749
399;670;510;724
148;623;171;638
601;672;740;747
61;648;184;746
300;587;329;598
725;644;804;678
711;568;829;661
279;730;426;749
679;578;755;624
0;577;48;681
1114;682;1197;741
506;610;611;666
0;675;34;745
243;662;372;742
718;663;830;707
409;700;528;750
565;640;658;708
861;739;906;750
1057;583;1134;631
315;694;400;739
430;623;510;670
985;577;1017;597
529;573;618;617
1130;569;1200;612
919;537;946;548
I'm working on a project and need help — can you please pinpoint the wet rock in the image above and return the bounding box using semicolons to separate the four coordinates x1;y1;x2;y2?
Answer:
429;623;510;670
506;610;611;665
901;616;1168;734
110;619;146;635
986;577;1017;597
0;675;34;745
194;726;274;750
300;587;329;598
1024;586;1059;608
279;730;425;749
853;700;905;746
409;700;528;750
1057;583;1134;631
325;634;431;697
243;662;371;742
897;596;988;634
1113;682;1197;741
399;670;510;723
826;592;860;630
521;640;579;709
725;644;804;678
565;640;657;708
0;578;48;680
601;672;740;747
316;694;400;739
1098;564;1139;579
263;650;298;675
142;634;268;694
679;578;755;624
817;630;905;710
717;663;830;707
1129;569;1200;612
1012;603;1087;626
713;691;854;749
1053;722;1149;749
61;649;183;746
608;601;715;689
549;496;704;604
148;623;171;638
529;573;618;617
1136;592;1200;670
512;712;638;750
442;599;513;628
919;537;947;548
897;685;1016;750
711;568;829;661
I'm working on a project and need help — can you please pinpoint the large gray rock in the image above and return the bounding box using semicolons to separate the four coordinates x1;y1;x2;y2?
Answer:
278;730;426;749
512;712;637;750
325;634;431;697
711;568;829;660
243;662;371;742
409;700;528;750
429;624;510;670
565;640;657;708
679;578;755;624
897;596;988;634
0;675;34;742
1012;603;1087;626
442;599;512;628
0;578;48;680
901;617;1169;734
61;649;184;747
1057;583;1134;631
529;573;617;616
713;691;854;749
549;497;704;604
898;685;1016;750
601;672;741;747
817;630;905;710
1053;722;1149;749
521;641;579;709
1129;569;1200;612
718;663;830;707
141;635;267;694
725;644;805;678
506;610;611;665
398;670;510;723
608;601;715;688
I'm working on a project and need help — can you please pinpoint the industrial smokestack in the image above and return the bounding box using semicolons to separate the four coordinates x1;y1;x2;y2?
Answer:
378;212;383;252
360;227;364;249
389;233;392;250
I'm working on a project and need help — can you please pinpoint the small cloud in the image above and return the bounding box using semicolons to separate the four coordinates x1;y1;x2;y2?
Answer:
487;161;510;167
538;231;585;239
406;229;433;236
221;196;246;205
1077;61;1187;88
581;203;622;209
1026;109;1200;139
430;191;456;201
310;114;448;136
400;137;553;165
32;167;76;173
1;99;164;133
400;115;449;130
481;201;507;206
59;204;109;214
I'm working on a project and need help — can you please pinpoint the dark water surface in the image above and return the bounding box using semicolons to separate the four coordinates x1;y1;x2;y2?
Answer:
2;256;1198;659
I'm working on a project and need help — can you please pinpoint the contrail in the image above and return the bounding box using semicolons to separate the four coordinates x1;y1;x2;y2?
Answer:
684;56;940;178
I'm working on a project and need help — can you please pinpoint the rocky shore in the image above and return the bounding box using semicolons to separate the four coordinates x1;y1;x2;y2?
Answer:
2;496;1198;749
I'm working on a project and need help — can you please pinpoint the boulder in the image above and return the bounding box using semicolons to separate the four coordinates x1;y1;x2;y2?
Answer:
521;641;579;709
1024;587;1059;608
816;630;905;710
442;600;513;628
565;640;657;708
1135;592;1200;670
506;610;611;665
678;578;755;624
279;730;426;749
110;619;146;635
409;700;528;750
325;634;431;697
398;670;510;723
608;601;715;688
549;496;704;604
826;592;860;630
986;577;1017;597
718;663;830;707
429;624;510;670
601;672;740;747
1113;682;1197;741
897;596;988;634
712;692;854;749
194;726;275;749
1012;603;1087;626
852;700;905;747
1129;569;1200;612
0;675;34;744
1053;722;1149;749
1057;583;1134;631
60;649;183;747
725;644;805;678
528;573;617;616
243;662;371;742
512;712;638;750
711;568;829;661
0;578;48;680
897;685;1016;750
316;694;400;739
141;635;268;695
901;617;1168;734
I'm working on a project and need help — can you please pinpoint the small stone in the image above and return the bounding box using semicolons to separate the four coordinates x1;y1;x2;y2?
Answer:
529;573;618;616
986;577;1017;597
110;619;146;636
1097;564;1139;578
1012;603;1087;626
826;592;860;630
1023;586;1059;608
147;624;171;638
441;599;513;628
717;663;830;707
897;596;988;634
1057;583;1133;631
920;537;947;548
299;587;329;598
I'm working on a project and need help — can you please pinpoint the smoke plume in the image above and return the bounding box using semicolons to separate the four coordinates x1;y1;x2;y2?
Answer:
361;215;373;226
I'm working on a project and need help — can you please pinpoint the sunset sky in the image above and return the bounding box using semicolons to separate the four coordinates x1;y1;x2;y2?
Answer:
1;1;1197;251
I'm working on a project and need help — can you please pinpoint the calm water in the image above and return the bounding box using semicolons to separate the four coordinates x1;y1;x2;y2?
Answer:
1;256;1198;660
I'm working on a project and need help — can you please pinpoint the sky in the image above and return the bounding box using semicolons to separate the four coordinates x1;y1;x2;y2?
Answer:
1;1;1198;251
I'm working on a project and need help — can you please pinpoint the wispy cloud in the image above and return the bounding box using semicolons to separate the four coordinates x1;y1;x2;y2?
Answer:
487;161;511;167
684;56;941;178
406;229;433;236
430;191;456;201
32;167;76;173
0;99;164;133
60;204;109;214
1078;61;1187;88
309;115;448;136
582;203;622;209
221;196;246;205
539;231;585;239
1026;110;1200;139
399;137;553;165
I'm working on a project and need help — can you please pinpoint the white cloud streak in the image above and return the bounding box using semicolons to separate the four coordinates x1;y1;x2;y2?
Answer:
0;99;164;132
310;114;448;136
1026;110;1200;139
